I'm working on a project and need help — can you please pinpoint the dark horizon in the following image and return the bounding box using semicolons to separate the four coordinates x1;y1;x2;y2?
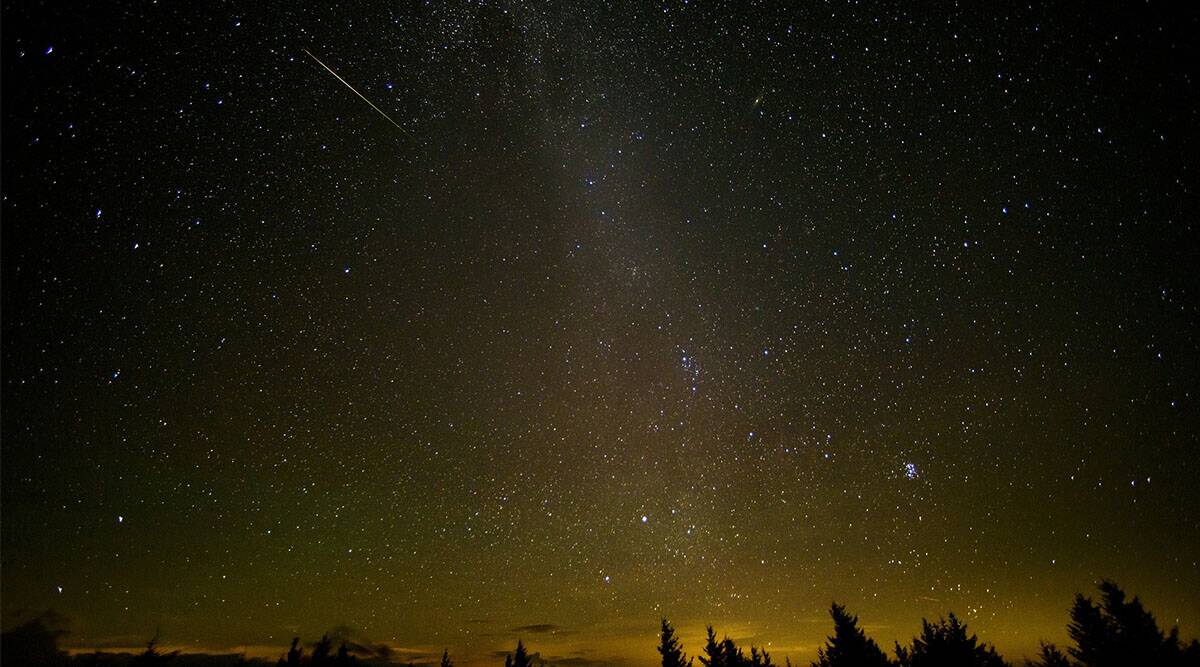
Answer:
3;2;1198;666
5;580;1200;666
7;578;1200;667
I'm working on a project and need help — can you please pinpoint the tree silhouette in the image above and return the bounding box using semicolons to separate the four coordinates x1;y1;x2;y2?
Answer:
813;603;892;667
334;641;357;667
749;646;775;667
128;636;180;667
0;614;70;667
894;614;1004;667
659;620;693;667
696;625;773;667
1067;579;1200;666
15;582;1200;667
1024;643;1070;667
1171;632;1200;666
282;637;303;667
310;635;333;667
698;626;741;667
699;627;724;667
505;639;534;667
722;638;746;667
1067;590;1111;667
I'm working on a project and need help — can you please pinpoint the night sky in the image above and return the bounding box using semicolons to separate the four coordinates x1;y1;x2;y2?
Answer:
3;2;1199;665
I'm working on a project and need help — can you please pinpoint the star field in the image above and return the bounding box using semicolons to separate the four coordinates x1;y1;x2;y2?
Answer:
2;2;1198;665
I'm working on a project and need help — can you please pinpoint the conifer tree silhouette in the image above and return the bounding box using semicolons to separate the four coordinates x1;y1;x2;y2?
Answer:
334;641;356;667
276;638;297;667
724;639;747;667
1183;638;1200;665
1171;632;1200;665
1024;643;1070;667
441;648;454;667
659;620;692;667
285;637;304;667
129;635;179;667
749;646;774;667
1066;579;1200;666
697;626;760;667
894;614;1004;667
699;627;725;667
813;603;892;667
311;635;333;667
506;639;534;667
1067;590;1112;667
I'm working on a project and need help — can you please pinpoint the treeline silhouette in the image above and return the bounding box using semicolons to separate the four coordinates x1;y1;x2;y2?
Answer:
656;581;1199;667
3;581;1197;667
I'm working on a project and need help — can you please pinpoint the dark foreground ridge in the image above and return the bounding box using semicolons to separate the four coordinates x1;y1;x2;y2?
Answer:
4;581;1198;667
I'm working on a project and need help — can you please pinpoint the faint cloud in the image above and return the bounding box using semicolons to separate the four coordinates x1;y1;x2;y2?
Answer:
512;624;573;635
534;651;624;667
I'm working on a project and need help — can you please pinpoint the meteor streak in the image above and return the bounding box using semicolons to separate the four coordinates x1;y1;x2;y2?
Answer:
302;48;414;140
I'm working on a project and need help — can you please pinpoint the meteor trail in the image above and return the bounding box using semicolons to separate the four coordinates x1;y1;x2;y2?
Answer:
302;48;414;140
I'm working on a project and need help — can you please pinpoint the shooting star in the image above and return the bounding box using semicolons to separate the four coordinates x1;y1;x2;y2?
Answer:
302;48;414;140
